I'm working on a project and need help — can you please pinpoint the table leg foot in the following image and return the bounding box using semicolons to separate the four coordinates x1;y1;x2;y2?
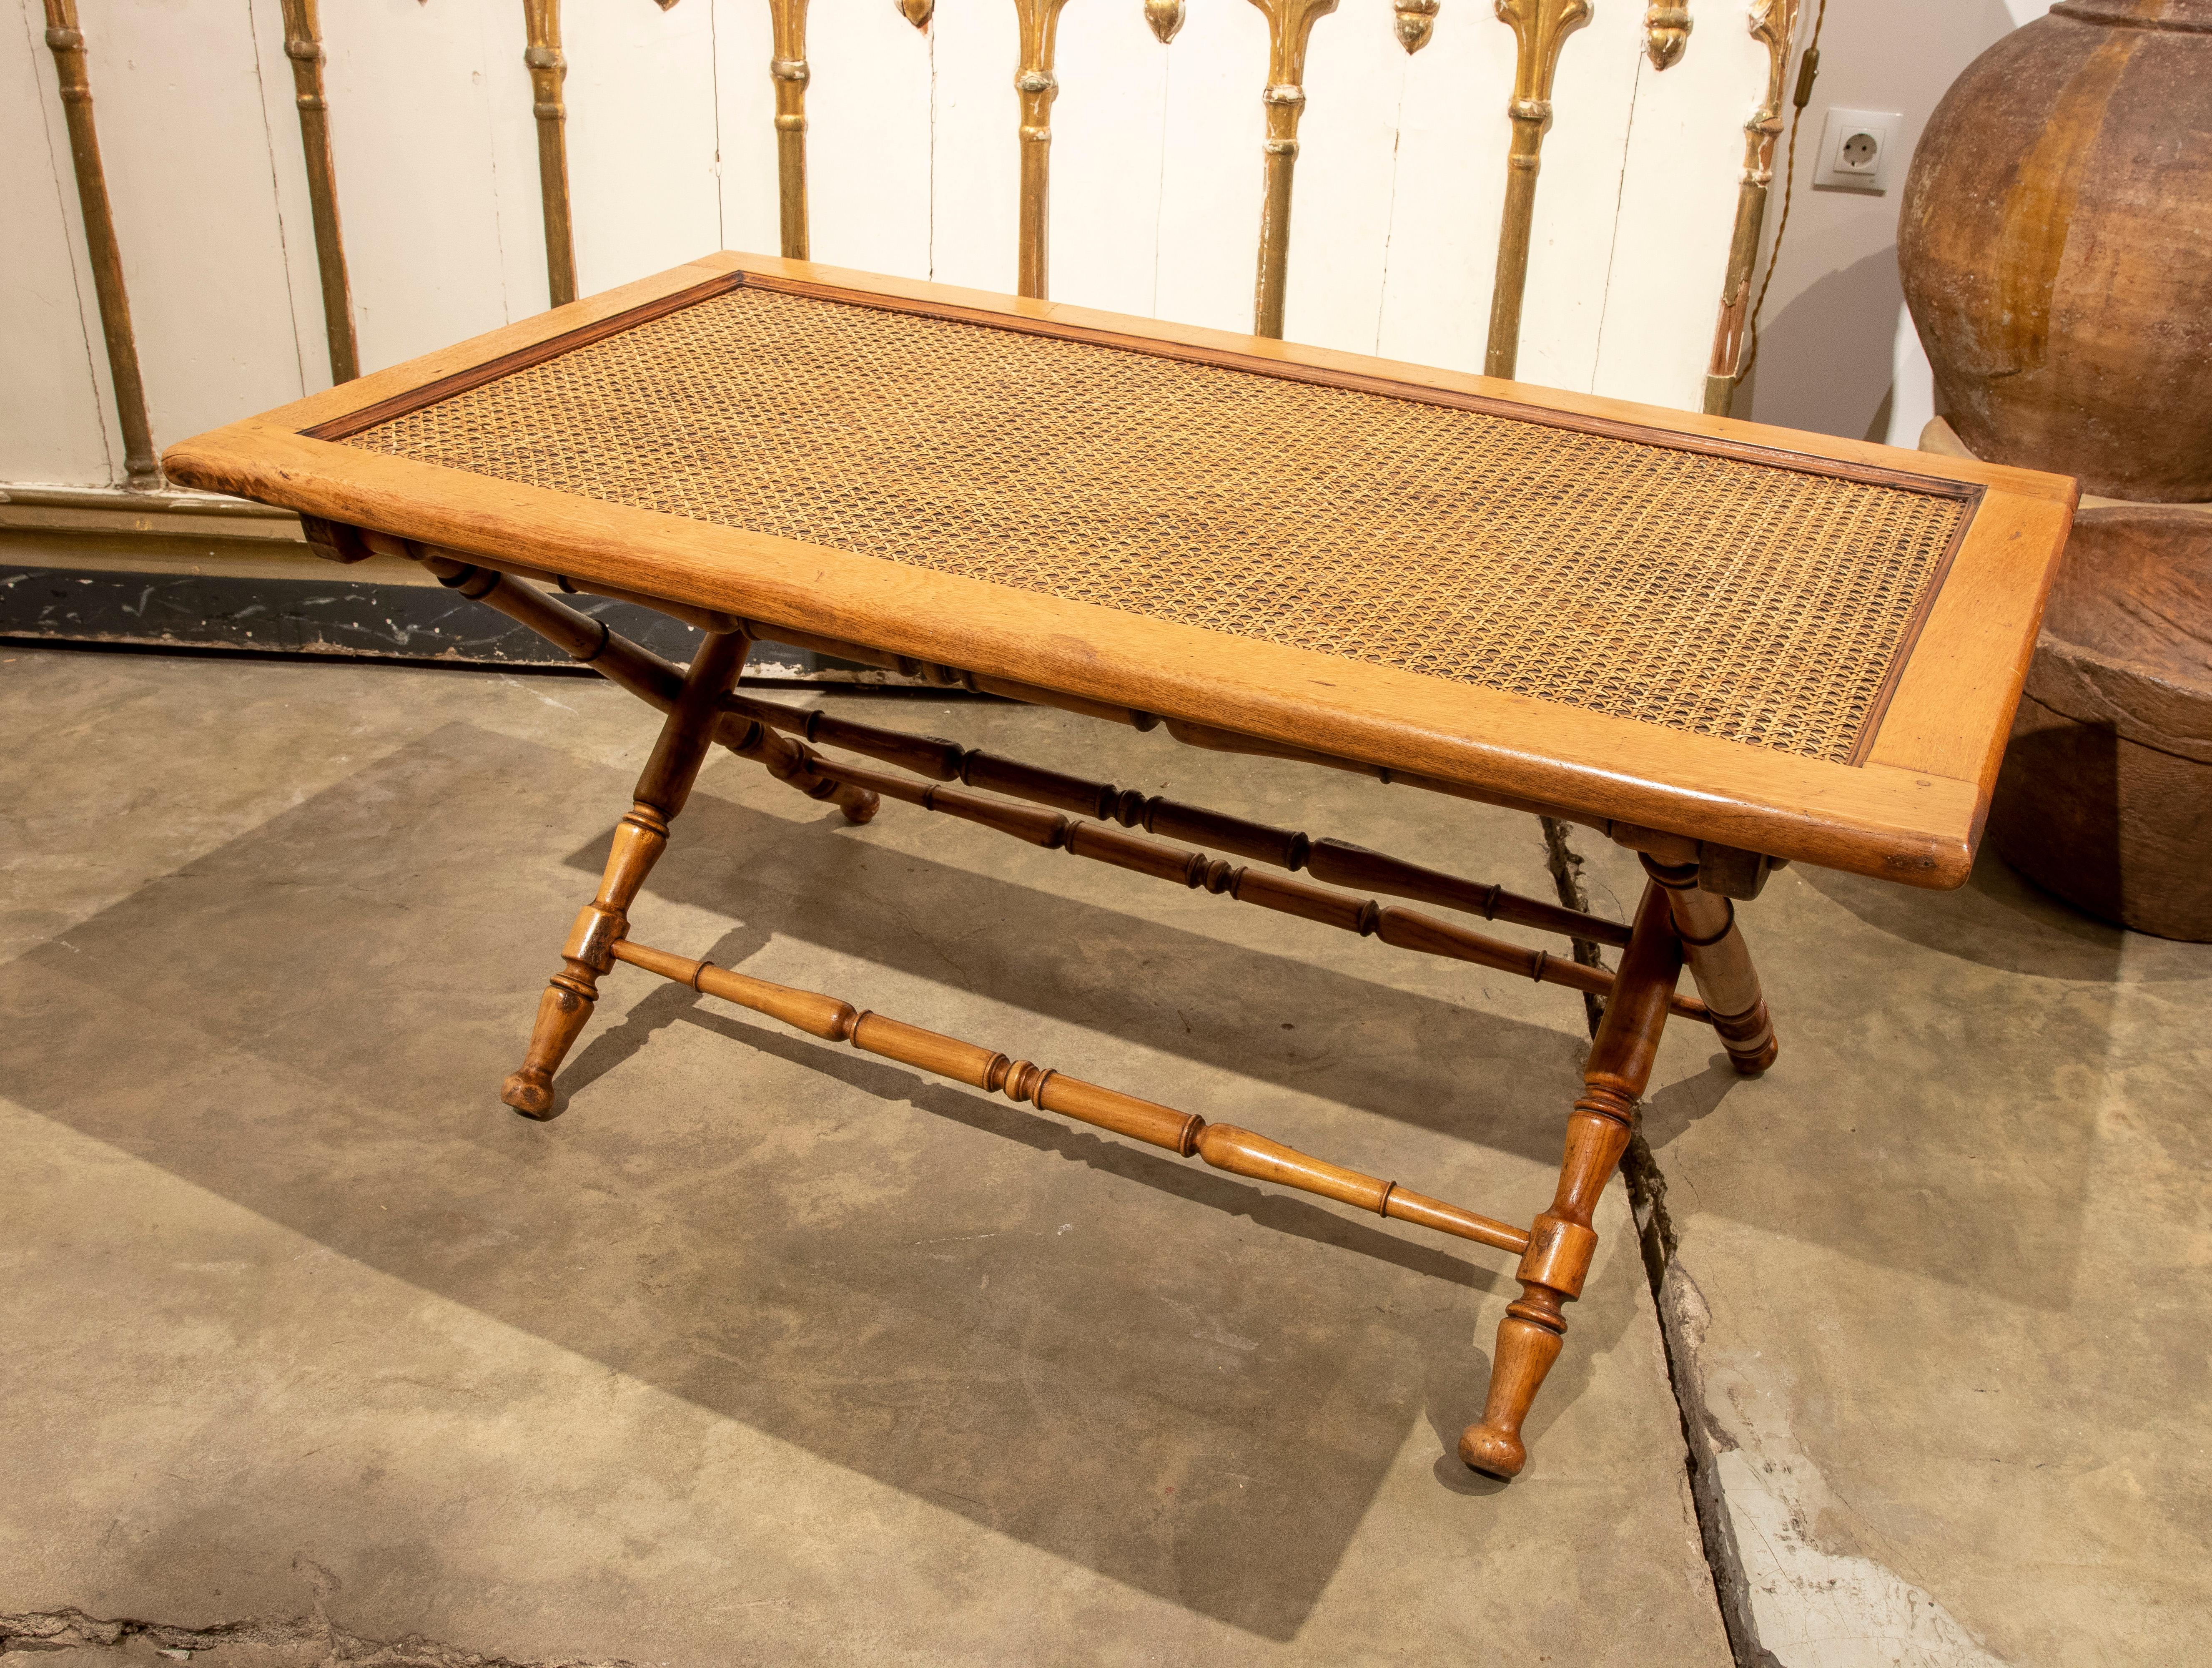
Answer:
502;974;596;1118
1461;1302;1565;1479
501;1070;557;1118
753;729;880;823
1714;997;1778;1075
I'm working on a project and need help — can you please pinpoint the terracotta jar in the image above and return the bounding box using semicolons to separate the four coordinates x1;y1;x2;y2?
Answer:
1989;507;2212;940
1898;1;2212;501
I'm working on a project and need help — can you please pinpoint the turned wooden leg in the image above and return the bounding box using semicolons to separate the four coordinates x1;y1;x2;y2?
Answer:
1460;877;1683;1479
1643;854;1777;1075
502;630;752;1118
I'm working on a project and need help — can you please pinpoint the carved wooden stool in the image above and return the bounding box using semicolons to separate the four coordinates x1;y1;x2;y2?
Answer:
167;254;2075;1479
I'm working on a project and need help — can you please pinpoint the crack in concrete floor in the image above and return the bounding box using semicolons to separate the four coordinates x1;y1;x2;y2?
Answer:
1538;820;1771;1667
0;1605;629;1666
1626;1125;1776;1668
1580;818;2059;1668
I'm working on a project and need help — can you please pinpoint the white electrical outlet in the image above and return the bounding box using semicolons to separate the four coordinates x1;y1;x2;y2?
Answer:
1812;107;1902;193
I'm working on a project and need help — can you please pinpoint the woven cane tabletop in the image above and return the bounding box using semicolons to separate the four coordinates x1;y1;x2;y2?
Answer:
342;283;1971;767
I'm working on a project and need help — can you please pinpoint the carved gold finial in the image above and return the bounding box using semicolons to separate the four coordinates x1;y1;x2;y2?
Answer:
1144;0;1185;42
898;0;934;26
1748;0;1795;128
1738;0;1801;190
1644;3;1690;68
1394;0;1440;52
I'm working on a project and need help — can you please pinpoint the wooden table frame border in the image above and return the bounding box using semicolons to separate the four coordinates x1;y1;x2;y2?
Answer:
166;252;2078;890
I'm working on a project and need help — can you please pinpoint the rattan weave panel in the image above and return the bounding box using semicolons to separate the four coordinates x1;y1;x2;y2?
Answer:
346;286;1969;764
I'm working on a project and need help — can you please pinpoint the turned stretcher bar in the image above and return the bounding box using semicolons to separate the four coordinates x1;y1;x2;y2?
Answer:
609;936;1535;1256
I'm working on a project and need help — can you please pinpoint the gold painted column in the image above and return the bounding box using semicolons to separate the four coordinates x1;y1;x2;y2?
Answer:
1013;0;1074;299
522;0;578;307
1247;0;1340;340
1484;0;1590;381
1703;0;1798;415
278;0;359;383
40;1;159;487
768;0;811;261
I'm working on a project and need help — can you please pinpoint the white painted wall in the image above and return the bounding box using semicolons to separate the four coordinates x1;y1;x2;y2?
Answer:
318;1;543;372
8;0;1881;492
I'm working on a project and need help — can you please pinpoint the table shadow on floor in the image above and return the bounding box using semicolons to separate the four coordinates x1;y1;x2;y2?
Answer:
1798;849;2127;982
1633;853;2124;1309
3;722;1659;1638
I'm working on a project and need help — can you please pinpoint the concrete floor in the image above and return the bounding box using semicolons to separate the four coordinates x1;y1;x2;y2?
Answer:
1;646;2205;1666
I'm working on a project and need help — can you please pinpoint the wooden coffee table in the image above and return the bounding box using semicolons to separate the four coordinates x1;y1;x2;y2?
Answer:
165;253;2077;1479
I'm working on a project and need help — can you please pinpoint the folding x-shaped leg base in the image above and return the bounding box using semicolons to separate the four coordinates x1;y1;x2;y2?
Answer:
460;576;1778;1482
